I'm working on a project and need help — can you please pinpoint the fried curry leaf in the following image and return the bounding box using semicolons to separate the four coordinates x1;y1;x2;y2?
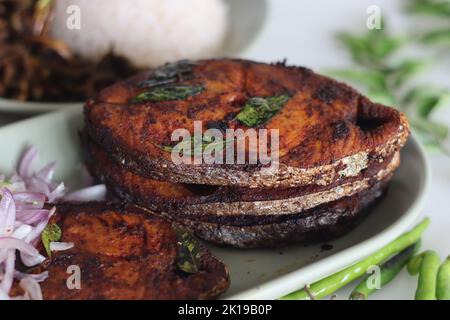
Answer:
407;0;450;18
403;87;450;118
421;28;450;45
163;134;234;156
412;117;449;141
172;224;201;274
139;60;197;88
388;59;430;87
236;95;290;127
41;223;62;257
133;85;205;102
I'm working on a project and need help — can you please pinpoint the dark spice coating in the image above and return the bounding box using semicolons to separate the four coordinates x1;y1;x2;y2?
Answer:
83;134;398;216
172;180;389;248
28;203;229;300
84;59;409;188
80;136;390;248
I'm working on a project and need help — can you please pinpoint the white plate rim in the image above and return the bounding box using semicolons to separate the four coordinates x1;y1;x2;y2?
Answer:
0;97;82;114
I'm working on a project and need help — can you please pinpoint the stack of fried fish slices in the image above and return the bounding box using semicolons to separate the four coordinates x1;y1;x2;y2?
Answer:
82;59;409;248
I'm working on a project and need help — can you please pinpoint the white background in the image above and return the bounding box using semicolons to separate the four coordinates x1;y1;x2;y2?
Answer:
242;0;450;300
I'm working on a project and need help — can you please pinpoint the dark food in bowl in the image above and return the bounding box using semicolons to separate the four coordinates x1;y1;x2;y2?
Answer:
0;0;139;102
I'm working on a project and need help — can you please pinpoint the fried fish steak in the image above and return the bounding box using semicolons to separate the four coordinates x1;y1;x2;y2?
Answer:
81;137;392;248
83;133;400;217
84;59;409;188
26;203;230;300
171;178;390;248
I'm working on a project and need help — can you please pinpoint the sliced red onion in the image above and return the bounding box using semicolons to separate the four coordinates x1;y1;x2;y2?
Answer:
13;221;24;229
64;184;107;202
13;192;46;210
16;210;49;225
0;189;16;236
11;224;32;240
18;146;39;178
19;277;43;300
0;236;45;267
20;251;46;268
0;249;7;263
47;182;65;202
50;242;74;252
14;271;48;283
26;209;53;247
0;237;41;256
0;288;9;300
36;161;56;183
0;146;87;299
4;179;26;193
9;173;21;183
25;177;51;196
0;250;15;293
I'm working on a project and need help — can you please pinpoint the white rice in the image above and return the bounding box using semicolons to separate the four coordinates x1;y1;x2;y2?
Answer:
50;0;229;68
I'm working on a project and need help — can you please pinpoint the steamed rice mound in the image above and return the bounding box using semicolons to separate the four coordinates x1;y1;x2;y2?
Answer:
50;0;229;68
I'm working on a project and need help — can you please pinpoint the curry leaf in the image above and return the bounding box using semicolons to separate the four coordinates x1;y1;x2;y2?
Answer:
236;95;290;127
333;16;450;155
411;117;449;141
337;32;372;65
407;0;450;18
423;139;450;156
403;87;450;118
138;60;197;88
172;224;201;274
133;85;205;102
367;33;406;62
366;87;397;106
41;223;61;257
421;28;450;45
337;25;406;67
388;59;430;87
163;134;234;156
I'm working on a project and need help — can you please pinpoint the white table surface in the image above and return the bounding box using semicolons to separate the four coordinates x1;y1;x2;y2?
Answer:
241;0;450;300
0;0;448;300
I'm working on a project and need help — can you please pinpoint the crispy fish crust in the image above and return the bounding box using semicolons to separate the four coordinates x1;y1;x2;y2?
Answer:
171;179;390;248
84;134;399;217
26;203;230;300
81;137;391;248
84;59;409;188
